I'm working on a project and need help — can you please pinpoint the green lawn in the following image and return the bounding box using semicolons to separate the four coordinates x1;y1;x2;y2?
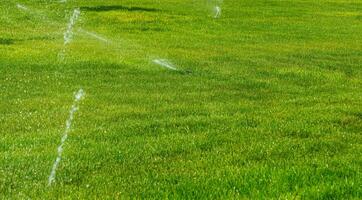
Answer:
1;0;361;199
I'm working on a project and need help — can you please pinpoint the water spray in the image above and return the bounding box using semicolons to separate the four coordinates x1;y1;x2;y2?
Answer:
48;89;85;186
59;8;81;61
153;59;178;71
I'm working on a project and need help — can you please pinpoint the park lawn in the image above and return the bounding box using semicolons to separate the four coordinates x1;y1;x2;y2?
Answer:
0;0;361;199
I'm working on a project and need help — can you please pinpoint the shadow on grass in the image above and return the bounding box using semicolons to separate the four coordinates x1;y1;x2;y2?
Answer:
80;5;159;12
0;36;55;45
0;38;15;45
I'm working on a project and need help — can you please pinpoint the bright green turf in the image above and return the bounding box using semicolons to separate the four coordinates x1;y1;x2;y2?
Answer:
1;0;361;199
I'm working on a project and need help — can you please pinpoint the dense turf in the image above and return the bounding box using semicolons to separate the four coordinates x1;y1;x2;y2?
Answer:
1;0;361;199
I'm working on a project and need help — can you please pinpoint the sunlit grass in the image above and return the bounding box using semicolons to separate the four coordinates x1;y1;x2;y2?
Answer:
0;0;361;199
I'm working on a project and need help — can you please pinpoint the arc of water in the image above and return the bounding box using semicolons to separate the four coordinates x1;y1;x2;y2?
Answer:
78;28;110;43
214;6;221;18
16;3;28;11
59;8;81;60
153;59;178;71
48;89;85;186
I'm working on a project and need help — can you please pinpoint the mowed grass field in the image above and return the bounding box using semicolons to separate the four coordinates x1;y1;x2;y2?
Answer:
1;0;361;199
